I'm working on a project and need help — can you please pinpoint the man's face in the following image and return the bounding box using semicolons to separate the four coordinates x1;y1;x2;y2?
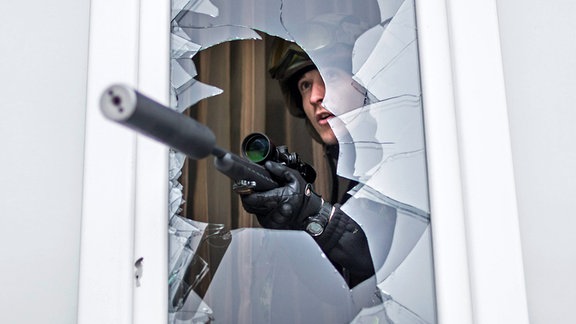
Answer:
297;69;338;145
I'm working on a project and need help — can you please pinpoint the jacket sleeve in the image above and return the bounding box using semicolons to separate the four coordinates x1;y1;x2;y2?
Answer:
314;204;375;284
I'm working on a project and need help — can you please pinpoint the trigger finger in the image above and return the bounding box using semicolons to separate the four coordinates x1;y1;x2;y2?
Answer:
264;161;288;177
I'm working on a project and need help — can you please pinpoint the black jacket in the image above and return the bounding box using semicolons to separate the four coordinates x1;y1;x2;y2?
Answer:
314;145;375;287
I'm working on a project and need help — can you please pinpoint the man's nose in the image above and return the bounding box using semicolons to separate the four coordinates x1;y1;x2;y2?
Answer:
309;81;325;105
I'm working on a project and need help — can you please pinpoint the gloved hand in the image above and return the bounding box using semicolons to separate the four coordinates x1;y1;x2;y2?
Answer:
240;161;324;230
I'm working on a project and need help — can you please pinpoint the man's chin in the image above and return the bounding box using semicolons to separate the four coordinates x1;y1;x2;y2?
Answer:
321;134;338;146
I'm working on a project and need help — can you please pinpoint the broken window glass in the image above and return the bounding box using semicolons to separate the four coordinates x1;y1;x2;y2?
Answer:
168;0;436;322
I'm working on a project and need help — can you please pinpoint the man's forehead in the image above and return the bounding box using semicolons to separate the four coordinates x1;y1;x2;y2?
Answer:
298;68;320;80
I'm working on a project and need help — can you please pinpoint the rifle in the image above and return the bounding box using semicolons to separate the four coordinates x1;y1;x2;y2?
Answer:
99;84;315;194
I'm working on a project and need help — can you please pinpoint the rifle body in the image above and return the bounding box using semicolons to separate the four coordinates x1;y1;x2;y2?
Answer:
100;84;278;191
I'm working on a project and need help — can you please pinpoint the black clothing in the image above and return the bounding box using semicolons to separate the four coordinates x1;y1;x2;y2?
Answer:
315;145;375;287
315;204;375;287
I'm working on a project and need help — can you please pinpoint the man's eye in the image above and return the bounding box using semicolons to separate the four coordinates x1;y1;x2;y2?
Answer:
299;81;311;92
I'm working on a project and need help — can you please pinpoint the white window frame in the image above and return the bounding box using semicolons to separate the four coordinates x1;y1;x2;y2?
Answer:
78;0;170;323
416;1;529;323
79;0;529;323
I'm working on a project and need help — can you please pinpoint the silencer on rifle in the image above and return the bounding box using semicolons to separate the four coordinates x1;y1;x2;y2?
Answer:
100;84;216;160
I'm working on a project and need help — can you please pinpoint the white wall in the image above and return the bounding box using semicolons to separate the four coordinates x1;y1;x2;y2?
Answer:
497;1;576;323
0;0;90;323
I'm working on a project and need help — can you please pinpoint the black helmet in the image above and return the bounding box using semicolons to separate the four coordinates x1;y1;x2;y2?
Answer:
268;39;315;119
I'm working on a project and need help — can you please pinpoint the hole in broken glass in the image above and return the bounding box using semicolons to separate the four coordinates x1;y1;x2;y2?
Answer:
168;0;437;322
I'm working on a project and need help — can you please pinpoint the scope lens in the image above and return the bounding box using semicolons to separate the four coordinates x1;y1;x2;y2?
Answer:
244;136;269;163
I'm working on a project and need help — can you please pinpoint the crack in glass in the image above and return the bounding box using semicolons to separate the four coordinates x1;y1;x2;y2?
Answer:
168;0;437;322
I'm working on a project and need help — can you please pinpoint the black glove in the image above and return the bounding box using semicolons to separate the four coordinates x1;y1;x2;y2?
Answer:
240;161;325;230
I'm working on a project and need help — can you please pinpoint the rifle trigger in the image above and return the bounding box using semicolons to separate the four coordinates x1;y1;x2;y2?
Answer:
233;180;257;195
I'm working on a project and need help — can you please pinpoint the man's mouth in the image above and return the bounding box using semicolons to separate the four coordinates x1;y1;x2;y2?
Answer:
317;112;334;125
